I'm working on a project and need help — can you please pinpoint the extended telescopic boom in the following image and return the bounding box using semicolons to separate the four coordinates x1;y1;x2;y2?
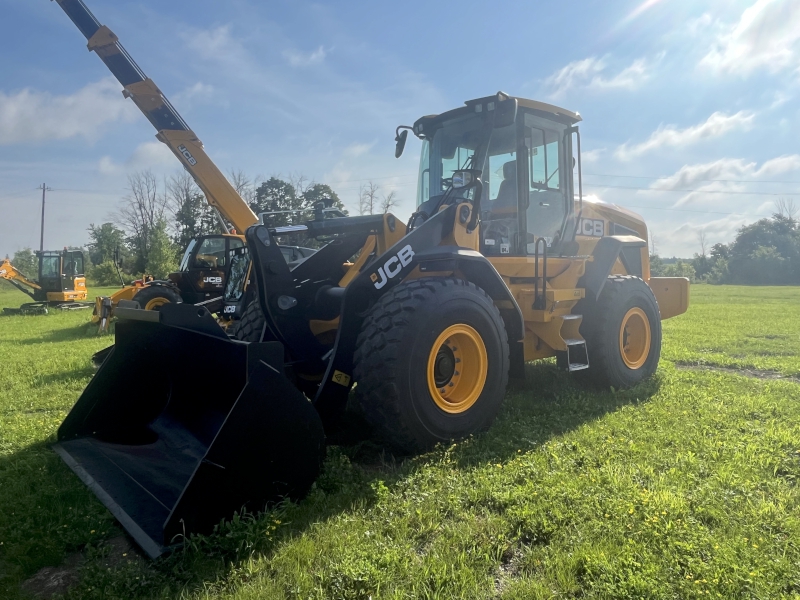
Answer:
53;0;259;233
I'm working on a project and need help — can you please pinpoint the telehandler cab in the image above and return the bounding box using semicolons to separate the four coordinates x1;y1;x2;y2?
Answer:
51;1;690;561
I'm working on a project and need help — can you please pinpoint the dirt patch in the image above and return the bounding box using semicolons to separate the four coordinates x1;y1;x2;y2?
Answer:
20;553;82;599
676;363;800;384
99;535;144;569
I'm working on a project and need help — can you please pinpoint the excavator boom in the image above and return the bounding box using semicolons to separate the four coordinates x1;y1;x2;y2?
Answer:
0;258;41;299
54;0;258;233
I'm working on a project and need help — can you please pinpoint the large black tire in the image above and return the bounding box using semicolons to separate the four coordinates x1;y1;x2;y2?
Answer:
576;275;662;389
230;300;266;342
353;277;510;453
132;285;182;311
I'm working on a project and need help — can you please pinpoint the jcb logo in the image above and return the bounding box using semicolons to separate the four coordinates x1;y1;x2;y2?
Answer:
177;144;198;166
370;244;415;290
203;276;223;285
580;218;604;237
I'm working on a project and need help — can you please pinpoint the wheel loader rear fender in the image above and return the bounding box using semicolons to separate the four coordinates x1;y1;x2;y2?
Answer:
579;235;647;300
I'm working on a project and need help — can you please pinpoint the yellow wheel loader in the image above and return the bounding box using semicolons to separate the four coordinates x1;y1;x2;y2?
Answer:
52;3;689;560
1;250;89;314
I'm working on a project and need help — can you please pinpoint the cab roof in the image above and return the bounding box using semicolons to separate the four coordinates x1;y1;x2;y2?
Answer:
413;92;581;135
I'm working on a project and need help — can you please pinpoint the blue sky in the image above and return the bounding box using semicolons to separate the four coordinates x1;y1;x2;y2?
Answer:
1;0;798;258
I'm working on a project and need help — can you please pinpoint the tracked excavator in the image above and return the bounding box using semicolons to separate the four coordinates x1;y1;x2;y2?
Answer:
1;250;89;314
52;1;689;559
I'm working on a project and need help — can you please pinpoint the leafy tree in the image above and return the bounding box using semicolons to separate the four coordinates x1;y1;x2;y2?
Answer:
87;223;127;267
662;260;696;282
145;219;179;279
649;254;664;277
116;170;171;273
11;248;36;277
90;261;127;286
251;177;302;227
303;183;348;216
169;172;220;249
726;216;799;284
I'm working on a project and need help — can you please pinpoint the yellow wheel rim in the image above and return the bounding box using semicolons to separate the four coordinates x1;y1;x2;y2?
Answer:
144;297;170;311
427;324;488;414
619;307;651;369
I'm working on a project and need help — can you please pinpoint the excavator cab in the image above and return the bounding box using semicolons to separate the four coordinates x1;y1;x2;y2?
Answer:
37;250;87;302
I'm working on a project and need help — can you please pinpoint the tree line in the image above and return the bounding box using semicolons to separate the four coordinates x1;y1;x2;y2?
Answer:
5;170;400;286
651;200;800;285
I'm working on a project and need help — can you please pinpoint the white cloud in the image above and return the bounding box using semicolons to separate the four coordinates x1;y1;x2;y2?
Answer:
282;46;328;67
615;111;755;160
0;78;136;145
581;148;606;164
545;56;654;98
98;141;175;175
343;141;375;157
172;82;215;106
652;155;800;191
700;0;800;76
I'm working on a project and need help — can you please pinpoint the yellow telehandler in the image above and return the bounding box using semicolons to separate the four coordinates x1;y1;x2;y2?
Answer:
51;1;689;559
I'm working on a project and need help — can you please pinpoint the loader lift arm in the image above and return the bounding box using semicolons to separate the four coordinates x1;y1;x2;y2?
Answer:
0;259;41;300
53;0;259;234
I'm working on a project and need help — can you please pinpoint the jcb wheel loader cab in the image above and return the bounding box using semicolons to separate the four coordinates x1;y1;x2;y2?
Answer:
354;278;510;453
575;276;662;388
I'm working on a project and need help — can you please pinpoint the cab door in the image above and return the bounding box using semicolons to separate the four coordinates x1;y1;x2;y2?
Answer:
187;235;228;296
522;113;569;252
61;251;86;297
37;252;62;298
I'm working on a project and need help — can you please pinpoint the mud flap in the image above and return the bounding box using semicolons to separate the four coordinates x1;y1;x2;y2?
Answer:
53;304;325;558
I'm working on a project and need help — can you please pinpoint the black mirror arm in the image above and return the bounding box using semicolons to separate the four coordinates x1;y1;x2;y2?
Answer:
467;178;484;233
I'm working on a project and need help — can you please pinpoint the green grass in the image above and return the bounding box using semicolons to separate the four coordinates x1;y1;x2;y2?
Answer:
1;283;800;599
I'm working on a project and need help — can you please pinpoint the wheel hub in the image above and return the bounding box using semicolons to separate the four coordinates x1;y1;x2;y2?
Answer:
433;345;456;387
426;324;488;414
619;307;651;370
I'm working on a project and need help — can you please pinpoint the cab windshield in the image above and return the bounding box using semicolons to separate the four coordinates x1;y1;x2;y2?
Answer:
417;113;486;207
179;239;197;272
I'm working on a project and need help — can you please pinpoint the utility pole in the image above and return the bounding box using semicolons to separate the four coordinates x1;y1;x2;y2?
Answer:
38;183;52;253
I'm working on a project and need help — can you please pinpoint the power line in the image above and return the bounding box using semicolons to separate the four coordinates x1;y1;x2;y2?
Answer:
584;172;800;185
584;183;798;196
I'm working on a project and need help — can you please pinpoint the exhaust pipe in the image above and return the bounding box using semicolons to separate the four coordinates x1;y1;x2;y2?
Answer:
54;304;325;558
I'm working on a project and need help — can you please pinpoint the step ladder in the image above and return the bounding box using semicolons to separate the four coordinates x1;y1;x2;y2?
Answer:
562;315;589;372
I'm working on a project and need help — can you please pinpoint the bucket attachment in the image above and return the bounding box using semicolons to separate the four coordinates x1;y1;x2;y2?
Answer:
54;304;325;558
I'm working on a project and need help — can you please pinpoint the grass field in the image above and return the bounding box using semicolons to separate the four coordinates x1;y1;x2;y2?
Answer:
1;282;800;599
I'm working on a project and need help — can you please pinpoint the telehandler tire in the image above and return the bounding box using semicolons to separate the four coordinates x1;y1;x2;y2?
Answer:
231;300;266;342
132;285;182;311
576;275;661;389
354;277;509;453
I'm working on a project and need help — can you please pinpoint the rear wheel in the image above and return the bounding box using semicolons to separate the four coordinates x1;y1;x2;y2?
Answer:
576;275;661;388
354;277;509;453
132;285;182;311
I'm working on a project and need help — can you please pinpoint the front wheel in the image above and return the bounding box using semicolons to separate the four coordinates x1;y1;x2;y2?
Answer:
576;275;662;389
132;285;182;311
354;277;509;453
